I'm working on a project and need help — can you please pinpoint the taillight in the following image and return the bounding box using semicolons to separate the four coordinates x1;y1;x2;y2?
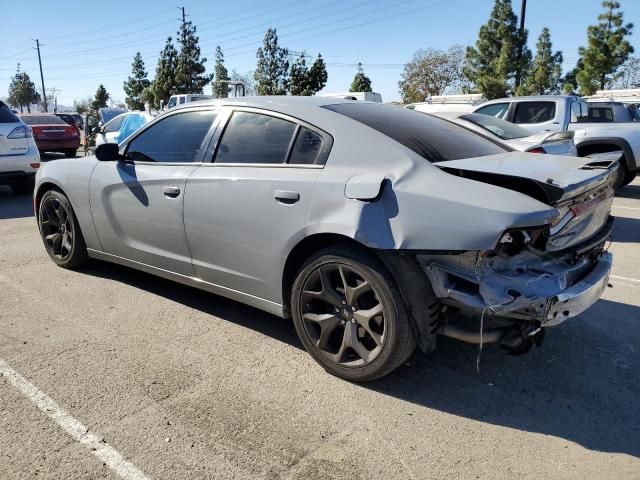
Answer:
30;163;40;169
65;126;79;137
7;125;32;139
526;147;546;154
32;127;43;138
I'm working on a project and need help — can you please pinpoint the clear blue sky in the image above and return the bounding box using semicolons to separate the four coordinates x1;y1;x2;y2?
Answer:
1;0;638;107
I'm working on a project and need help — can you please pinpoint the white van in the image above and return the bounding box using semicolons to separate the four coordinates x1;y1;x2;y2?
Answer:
320;92;383;103
167;94;214;109
405;94;487;114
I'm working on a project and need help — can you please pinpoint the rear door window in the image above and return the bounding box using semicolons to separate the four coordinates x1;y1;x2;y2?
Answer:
474;103;510;119
588;107;614;122
215;111;296;164
513;101;556;124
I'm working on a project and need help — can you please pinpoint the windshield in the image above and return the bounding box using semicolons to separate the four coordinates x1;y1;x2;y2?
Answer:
323;103;507;162
460;113;531;140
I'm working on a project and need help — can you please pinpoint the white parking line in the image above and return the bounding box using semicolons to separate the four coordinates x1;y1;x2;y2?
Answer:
612;205;640;211
611;274;640;285
0;359;149;480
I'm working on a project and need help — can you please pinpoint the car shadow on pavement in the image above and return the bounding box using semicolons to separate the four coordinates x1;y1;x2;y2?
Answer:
81;261;640;458
366;297;640;458
612;215;640;243
617;183;640;200
84;261;303;350
0;186;34;219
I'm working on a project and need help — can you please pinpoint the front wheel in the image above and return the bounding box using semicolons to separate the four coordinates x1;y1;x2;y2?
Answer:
291;247;416;382
38;190;89;269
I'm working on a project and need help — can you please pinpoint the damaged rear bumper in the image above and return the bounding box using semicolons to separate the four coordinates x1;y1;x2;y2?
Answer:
418;249;612;327
545;252;611;326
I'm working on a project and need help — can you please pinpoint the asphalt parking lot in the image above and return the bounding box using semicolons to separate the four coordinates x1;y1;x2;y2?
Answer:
1;178;639;480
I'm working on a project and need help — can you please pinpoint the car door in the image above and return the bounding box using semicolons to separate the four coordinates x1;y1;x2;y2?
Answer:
184;107;331;304
90;108;219;275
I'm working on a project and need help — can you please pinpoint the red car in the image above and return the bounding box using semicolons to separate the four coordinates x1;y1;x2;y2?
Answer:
21;114;80;157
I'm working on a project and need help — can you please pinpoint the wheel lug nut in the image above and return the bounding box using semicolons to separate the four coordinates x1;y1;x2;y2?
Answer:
351;319;356;324
351;306;356;311
341;320;346;325
341;299;346;305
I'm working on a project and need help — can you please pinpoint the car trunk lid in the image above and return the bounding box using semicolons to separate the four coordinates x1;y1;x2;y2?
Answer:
434;152;618;206
434;152;618;252
0;123;29;156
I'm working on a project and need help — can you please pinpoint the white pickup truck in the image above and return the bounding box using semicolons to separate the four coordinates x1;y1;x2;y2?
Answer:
472;95;640;187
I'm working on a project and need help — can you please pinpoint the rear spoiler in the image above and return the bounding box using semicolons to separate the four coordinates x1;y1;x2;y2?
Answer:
541;131;575;144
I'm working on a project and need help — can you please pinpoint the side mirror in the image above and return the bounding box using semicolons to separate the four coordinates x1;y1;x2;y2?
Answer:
95;143;122;162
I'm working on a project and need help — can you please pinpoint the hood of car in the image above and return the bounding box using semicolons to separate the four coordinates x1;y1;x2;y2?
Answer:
434;152;618;206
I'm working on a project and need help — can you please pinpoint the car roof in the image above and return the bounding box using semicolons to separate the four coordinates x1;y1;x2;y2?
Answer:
171;95;361;114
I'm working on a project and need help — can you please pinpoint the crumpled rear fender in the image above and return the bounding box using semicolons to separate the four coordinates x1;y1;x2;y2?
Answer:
305;161;557;251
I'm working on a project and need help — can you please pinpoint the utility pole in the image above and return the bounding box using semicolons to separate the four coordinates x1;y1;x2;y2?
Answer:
178;6;188;92
514;0;527;90
33;39;48;112
46;87;61;113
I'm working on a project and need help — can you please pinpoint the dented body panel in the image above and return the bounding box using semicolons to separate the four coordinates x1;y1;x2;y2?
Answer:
35;96;614;329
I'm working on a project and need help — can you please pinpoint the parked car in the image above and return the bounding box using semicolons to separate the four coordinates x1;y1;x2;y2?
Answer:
430;111;577;156
320;92;383;103
0;101;40;194
55;112;84;131
586;101;639;123
35;97;616;382
94;111;155;147
21;113;79;157
473;95;640;187
167;94;213;109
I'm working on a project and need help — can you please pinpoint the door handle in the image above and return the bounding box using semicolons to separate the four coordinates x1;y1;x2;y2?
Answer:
274;190;300;204
163;186;181;198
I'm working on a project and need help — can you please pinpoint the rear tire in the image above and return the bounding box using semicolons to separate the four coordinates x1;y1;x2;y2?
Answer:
291;246;416;382
9;176;35;195
64;150;77;158
38;190;89;269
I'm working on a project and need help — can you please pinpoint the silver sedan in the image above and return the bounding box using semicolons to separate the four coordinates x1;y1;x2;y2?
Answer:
35;97;616;381
431;111;578;156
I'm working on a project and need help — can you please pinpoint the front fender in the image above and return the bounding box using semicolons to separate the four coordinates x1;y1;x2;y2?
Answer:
35;157;101;250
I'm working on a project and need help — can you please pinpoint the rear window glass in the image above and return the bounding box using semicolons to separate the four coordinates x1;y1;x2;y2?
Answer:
460;113;531;140
21;115;67;125
513;101;556;124
323;103;507;162
0;104;21;123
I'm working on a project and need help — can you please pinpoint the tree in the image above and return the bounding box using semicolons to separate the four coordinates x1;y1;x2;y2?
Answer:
463;0;530;99
7;65;41;113
520;28;563;95
254;28;290;95
152;37;179;108
398;46;466;103
90;85;110;115
140;87;156;110
123;52;151;110
230;69;255;96
289;53;328;96
350;62;372;92
73;96;92;115
175;21;212;94
212;46;230;98
576;1;634;94
613;56;640;89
